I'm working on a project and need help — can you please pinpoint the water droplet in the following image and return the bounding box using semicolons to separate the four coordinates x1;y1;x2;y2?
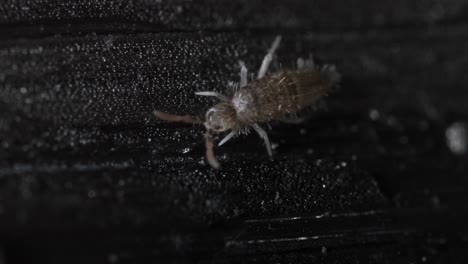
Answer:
182;147;190;154
88;190;96;198
108;253;119;263
321;246;327;254
446;122;467;155
399;136;409;144
387;115;398;127
369;109;380;120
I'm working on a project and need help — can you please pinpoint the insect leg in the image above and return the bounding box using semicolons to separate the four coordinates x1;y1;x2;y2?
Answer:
257;35;282;79
205;130;221;169
195;91;229;101
251;123;273;157
153;110;202;124
239;61;248;87
218;130;236;146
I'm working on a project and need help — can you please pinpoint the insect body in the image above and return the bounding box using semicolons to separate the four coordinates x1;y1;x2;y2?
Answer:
153;36;340;169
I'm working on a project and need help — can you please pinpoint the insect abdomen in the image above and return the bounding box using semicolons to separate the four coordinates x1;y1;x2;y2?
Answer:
243;66;340;122
286;66;340;109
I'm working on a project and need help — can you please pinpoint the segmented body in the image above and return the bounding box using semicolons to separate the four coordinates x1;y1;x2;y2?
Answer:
153;35;341;169
233;67;339;125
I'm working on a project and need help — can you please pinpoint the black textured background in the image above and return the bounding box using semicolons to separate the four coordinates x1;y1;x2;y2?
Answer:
1;0;468;263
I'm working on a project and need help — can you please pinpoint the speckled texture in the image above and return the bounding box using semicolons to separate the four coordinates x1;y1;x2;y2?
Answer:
1;0;468;263
0;34;386;218
1;0;467;36
0;32;390;249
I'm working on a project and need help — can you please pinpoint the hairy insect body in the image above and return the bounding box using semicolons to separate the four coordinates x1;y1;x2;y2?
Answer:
209;67;340;133
153;35;341;169
236;68;339;124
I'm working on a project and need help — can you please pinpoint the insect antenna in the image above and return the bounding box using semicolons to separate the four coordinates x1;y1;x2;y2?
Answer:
153;110;202;124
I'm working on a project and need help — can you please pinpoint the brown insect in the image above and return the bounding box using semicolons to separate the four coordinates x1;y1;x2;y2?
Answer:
153;36;340;169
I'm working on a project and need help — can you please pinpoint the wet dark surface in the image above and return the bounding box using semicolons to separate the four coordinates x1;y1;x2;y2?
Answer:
1;0;468;263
